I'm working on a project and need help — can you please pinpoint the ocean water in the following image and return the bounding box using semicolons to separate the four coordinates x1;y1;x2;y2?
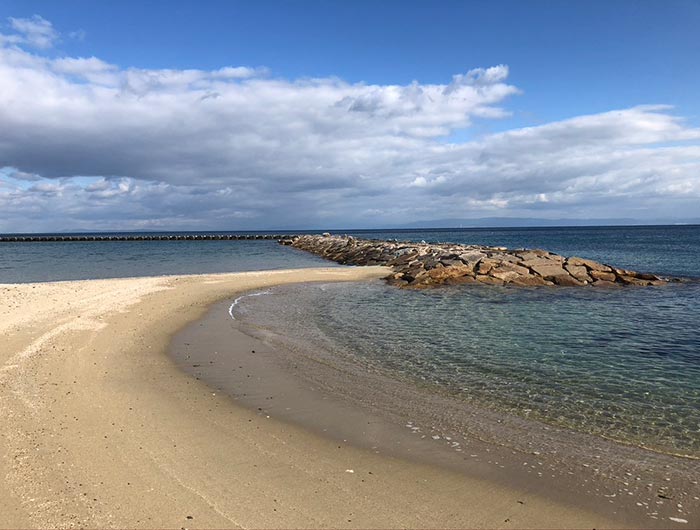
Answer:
236;280;700;457
3;226;699;457
2;225;698;282
342;224;700;278
0;235;332;283
229;225;700;457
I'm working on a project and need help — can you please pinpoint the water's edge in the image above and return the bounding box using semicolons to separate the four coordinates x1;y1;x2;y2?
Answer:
169;286;700;527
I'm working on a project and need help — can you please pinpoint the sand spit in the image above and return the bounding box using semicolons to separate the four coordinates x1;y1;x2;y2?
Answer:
2;267;624;528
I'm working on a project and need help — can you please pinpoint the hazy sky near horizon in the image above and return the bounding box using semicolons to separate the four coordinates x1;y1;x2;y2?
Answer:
1;1;699;231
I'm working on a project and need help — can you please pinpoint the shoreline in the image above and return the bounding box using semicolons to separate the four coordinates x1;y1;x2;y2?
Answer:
0;268;692;528
171;287;700;527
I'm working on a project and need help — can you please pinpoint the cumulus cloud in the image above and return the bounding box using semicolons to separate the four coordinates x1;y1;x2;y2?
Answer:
3;15;58;49
0;16;699;232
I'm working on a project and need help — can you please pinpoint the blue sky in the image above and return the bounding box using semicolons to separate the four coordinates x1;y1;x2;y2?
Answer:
6;1;698;124
0;1;699;231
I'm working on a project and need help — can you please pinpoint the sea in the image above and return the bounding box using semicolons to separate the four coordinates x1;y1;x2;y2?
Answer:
2;225;699;459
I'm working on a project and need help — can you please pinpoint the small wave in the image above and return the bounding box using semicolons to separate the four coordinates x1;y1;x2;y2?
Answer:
228;290;271;320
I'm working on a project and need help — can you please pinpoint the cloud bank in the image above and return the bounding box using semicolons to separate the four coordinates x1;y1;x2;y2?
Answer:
1;16;699;231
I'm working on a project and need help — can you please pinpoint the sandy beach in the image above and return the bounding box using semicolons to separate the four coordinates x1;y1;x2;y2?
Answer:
0;268;642;528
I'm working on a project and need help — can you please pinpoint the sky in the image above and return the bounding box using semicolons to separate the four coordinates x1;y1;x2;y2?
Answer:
0;0;699;232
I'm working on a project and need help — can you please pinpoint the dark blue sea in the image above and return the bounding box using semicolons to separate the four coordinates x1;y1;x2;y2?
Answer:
2;225;699;457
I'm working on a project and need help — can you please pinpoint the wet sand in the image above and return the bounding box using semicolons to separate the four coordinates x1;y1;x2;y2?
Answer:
171;293;700;528
0;267;682;528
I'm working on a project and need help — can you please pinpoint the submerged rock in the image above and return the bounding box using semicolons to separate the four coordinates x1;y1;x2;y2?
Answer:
285;234;673;289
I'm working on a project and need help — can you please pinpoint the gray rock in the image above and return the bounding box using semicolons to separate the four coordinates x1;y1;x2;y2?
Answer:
477;258;500;275
552;275;586;287
439;258;464;268
567;256;611;272
564;263;592;283
459;251;486;262
509;275;552;287
286;234;671;290
590;270;617;282
522;260;568;280
476;275;505;285
491;270;524;283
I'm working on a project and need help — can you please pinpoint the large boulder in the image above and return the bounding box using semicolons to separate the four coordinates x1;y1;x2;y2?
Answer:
476;275;505;285
440;258;465;268
615;273;652;286
567;256;612;272
477;258;500;275
515;249;551;261
522;260;569;280
590;270;617;282
509;275;552;287
424;264;475;283
491;270;522;282
552;275;586;286
489;262;531;283
459;250;487;263
592;279;620;288
564;262;592;283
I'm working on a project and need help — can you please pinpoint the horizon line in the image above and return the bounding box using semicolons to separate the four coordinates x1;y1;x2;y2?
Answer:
2;222;699;237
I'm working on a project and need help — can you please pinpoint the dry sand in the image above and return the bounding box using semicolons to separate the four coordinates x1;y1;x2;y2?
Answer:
1;267;621;528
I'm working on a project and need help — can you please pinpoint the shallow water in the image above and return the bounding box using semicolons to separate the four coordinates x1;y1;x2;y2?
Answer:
235;281;700;458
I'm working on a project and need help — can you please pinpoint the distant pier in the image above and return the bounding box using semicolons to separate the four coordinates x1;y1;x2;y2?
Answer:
0;234;296;243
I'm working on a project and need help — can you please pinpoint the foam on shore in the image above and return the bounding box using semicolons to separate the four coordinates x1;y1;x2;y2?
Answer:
228;289;271;320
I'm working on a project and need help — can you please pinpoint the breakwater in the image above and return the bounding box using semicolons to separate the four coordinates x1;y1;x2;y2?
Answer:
0;233;294;242
283;234;674;287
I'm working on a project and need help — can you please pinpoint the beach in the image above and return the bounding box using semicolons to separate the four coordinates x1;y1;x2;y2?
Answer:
2;1;698;526
0;266;637;529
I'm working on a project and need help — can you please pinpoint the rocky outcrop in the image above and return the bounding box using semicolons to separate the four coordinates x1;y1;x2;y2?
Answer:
282;234;675;288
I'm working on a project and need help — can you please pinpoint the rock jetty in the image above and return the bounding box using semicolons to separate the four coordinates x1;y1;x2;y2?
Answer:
282;234;671;288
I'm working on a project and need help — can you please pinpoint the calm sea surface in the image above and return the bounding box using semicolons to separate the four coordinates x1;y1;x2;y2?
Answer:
3;225;699;456
3;225;699;282
0;234;331;283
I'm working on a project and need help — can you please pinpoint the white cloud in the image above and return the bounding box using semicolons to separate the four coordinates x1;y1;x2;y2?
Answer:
52;56;116;75
212;66;267;79
0;17;698;232
6;15;58;49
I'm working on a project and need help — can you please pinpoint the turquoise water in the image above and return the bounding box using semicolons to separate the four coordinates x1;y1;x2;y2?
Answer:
236;280;700;457
237;225;700;457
